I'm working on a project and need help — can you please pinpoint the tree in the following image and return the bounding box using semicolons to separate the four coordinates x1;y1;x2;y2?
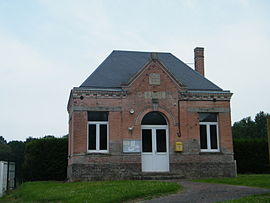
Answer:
232;117;255;139
43;135;55;139
232;111;269;139
25;136;37;143
0;136;7;144
254;111;270;139
0;136;11;161
0;143;11;161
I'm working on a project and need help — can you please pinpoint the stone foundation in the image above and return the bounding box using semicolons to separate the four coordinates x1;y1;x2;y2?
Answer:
170;161;237;178
67;160;236;181
67;163;141;181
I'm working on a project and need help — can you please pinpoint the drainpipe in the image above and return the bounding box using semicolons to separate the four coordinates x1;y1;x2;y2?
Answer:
177;100;181;137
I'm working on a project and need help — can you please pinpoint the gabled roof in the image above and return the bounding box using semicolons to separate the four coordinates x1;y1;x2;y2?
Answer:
80;50;222;91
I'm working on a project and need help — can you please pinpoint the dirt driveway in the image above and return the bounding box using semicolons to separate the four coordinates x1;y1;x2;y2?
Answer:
138;180;270;203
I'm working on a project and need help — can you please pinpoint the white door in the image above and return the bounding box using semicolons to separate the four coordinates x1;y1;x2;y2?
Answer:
141;125;169;172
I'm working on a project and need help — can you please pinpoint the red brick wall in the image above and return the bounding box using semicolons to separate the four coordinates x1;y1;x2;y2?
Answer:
178;100;233;152
67;60;234;165
72;111;87;154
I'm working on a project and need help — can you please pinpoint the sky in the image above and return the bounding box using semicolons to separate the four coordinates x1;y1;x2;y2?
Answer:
0;0;269;142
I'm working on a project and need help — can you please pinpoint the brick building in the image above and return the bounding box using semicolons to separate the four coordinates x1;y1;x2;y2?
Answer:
67;47;236;181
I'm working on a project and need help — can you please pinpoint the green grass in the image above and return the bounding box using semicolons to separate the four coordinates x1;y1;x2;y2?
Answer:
193;174;270;203
0;180;181;203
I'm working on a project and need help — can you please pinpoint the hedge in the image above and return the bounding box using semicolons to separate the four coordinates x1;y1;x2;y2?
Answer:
233;138;270;173
21;136;269;180
23;137;68;181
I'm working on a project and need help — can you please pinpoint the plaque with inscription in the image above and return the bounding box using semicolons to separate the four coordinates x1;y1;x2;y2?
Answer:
123;140;141;153
149;73;160;85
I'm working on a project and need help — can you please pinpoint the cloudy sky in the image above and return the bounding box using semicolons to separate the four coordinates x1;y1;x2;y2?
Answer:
0;0;269;141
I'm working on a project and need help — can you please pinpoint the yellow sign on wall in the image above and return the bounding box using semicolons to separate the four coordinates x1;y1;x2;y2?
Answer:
175;142;183;152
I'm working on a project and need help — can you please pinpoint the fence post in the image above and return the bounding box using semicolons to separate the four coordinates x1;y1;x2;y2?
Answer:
267;117;270;164
6;157;9;191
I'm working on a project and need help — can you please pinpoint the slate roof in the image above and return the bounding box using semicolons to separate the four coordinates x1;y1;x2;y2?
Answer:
80;50;222;91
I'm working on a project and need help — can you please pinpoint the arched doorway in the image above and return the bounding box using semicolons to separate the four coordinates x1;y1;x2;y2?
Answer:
141;111;169;172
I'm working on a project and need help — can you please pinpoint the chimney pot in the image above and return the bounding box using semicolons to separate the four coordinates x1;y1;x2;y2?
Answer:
194;47;205;76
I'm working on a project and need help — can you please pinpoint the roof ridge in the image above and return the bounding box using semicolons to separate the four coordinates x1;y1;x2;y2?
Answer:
112;50;171;54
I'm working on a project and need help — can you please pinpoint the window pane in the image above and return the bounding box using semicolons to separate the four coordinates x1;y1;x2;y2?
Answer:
200;125;207;149
99;124;107;150
199;113;217;122
156;129;166;152
88;111;108;121
141;111;167;125
88;124;96;150
142;129;152;152
210;125;218;149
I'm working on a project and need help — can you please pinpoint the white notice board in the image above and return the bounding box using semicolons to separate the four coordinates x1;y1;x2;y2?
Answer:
123;140;141;153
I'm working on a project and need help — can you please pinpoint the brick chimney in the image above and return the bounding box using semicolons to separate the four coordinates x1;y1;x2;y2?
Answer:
194;47;204;76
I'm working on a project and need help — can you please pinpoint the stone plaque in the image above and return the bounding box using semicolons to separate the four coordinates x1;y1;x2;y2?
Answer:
149;73;160;85
123;140;141;153
144;91;166;99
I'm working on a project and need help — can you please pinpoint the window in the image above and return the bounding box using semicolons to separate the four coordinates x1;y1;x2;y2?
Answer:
142;129;152;152
199;113;219;152
88;112;108;153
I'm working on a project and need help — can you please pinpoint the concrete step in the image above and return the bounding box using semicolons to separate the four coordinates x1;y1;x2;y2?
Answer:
132;172;184;180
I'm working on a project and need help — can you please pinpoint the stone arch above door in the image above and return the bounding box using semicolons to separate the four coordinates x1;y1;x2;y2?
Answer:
141;111;167;125
135;107;177;126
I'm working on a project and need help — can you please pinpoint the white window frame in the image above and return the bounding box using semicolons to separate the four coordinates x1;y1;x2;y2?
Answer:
200;121;219;152
87;121;109;153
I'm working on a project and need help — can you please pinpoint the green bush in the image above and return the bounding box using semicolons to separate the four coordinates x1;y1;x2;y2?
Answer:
23;137;68;181
233;138;270;173
8;141;25;184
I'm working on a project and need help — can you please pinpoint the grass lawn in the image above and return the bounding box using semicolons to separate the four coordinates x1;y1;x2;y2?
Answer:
193;174;270;203
0;180;181;203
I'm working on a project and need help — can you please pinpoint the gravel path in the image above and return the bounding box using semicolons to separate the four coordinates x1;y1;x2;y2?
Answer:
139;180;270;203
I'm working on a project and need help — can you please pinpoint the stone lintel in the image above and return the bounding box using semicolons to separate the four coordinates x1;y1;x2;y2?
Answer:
179;91;233;101
72;88;127;98
188;107;230;113
72;106;122;112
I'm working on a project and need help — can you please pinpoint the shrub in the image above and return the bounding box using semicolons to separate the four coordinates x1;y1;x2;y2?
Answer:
23;137;68;181
233;138;270;173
